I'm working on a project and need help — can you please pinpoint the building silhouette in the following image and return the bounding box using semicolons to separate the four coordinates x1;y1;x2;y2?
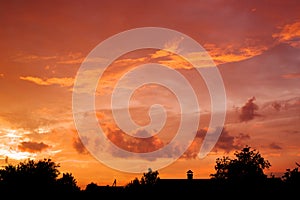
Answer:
186;169;193;180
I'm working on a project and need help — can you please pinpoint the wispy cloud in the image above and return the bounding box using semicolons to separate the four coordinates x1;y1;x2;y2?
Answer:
269;142;282;150
20;76;74;87
12;52;85;65
204;43;268;65
12;53;57;63
273;21;300;48
281;73;300;79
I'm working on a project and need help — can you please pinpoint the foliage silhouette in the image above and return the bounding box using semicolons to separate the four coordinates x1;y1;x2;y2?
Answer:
56;172;81;193
0;147;299;198
282;162;300;193
210;145;271;182
125;168;160;192
0;158;80;195
140;168;160;186
282;162;300;183
85;182;99;193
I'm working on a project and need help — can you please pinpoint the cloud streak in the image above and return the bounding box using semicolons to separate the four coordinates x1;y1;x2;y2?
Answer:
204;42;268;65
281;73;300;79
273;21;300;48
20;76;74;87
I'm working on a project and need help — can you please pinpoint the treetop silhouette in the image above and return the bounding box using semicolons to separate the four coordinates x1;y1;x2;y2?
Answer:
0;158;80;194
210;145;271;182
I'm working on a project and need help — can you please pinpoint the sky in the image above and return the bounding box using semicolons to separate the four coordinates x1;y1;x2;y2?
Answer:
0;0;299;189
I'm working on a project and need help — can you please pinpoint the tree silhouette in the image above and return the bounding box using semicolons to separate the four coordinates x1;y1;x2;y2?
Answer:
125;177;141;189
0;158;80;195
57;172;81;193
125;168;160;192
1;153;298;197
0;158;59;192
210;146;271;182
85;182;100;193
140;168;160;186
282;163;300;183
210;156;231;180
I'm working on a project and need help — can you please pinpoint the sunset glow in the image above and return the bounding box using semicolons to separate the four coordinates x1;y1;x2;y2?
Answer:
0;0;299;189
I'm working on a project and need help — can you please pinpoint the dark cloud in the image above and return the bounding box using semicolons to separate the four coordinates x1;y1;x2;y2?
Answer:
195;128;207;139
213;128;240;153
104;126;186;161
269;142;282;150
234;133;251;146
106;128;164;154
239;96;260;122
18;141;50;153
181;129;206;159
260;97;300;112
72;136;89;154
182;127;248;159
271;101;282;111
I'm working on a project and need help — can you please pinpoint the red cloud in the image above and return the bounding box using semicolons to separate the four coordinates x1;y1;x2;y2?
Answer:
239;96;260;122
18;141;50;153
106;127;164;153
72;136;89;155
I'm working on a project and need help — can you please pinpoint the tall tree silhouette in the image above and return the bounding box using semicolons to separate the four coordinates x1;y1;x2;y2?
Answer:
210;146;271;182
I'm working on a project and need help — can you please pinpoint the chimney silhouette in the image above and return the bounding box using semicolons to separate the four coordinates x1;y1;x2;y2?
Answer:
186;169;193;180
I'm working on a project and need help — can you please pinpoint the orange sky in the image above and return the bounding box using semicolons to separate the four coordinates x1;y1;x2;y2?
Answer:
0;0;300;189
